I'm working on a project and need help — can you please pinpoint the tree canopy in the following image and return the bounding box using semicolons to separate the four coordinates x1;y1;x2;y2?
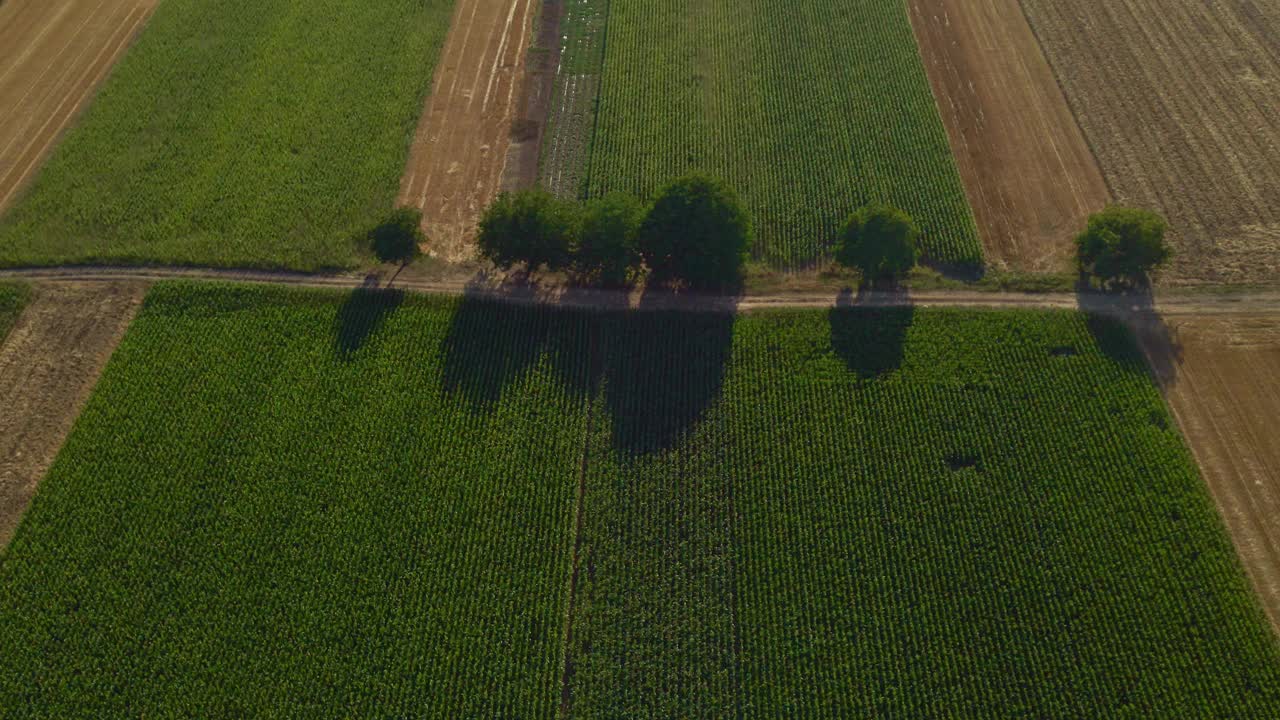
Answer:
835;204;919;284
477;190;580;272
1075;207;1171;288
369;207;424;266
636;174;750;291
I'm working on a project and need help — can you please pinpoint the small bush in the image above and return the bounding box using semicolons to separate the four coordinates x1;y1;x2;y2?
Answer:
636;174;749;291
835;204;919;284
573;193;645;287
1076;206;1171;288
369;208;424;265
477;190;580;272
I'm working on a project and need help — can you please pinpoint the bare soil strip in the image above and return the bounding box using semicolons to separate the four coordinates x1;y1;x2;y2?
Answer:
398;0;538;262
1137;315;1280;633
1020;0;1280;286
907;0;1110;273
0;282;145;547
0;0;158;212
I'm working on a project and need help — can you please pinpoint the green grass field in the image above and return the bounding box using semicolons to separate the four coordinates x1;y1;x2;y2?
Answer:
0;282;29;342
2;283;1277;716
574;0;981;269
0;0;455;271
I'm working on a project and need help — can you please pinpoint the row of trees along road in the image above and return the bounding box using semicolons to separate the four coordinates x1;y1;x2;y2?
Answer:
371;182;1172;292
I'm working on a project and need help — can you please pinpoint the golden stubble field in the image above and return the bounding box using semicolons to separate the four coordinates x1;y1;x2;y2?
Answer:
1021;0;1280;286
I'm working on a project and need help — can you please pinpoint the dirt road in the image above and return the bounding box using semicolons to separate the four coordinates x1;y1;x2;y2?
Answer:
0;0;158;212
907;0;1110;273
1138;315;1280;632
1020;0;1280;285
398;0;538;262
0;282;145;547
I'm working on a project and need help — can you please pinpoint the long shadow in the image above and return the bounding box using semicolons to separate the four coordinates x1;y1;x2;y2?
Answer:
1076;275;1183;388
601;284;738;455
333;276;404;359
829;284;914;379
439;277;604;411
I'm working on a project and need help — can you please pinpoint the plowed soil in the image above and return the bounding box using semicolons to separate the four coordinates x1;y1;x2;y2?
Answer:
0;282;144;547
1139;314;1280;632
0;0;158;212
1021;0;1280;285
399;0;538;261
907;0;1110;273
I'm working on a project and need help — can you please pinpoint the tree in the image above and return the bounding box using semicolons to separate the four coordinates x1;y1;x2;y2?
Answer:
636;174;749;291
369;207;424;266
835;204;919;284
1075;206;1171;288
477;190;580;272
573;193;644;287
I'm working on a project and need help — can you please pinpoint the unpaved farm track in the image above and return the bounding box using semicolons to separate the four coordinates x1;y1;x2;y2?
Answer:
0;0;158;212
399;0;537;261
1020;0;1280;286
907;0;1110;273
1139;315;1280;633
0;282;144;547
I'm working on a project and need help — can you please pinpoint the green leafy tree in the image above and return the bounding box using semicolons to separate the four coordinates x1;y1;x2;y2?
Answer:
835;204;919;284
573;193;645;287
1076;207;1171;288
636;175;750;291
369;207;424;266
477;190;580;272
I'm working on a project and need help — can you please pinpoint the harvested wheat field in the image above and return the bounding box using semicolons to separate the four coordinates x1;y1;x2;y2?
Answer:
907;0;1110;273
1139;314;1280;633
0;281;144;547
1021;0;1280;285
399;0;538;261
0;0;158;212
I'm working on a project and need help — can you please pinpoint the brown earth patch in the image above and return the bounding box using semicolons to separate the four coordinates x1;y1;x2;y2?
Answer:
1020;0;1280;286
398;0;539;262
907;0;1110;273
1138;313;1280;633
0;281;145;547
0;0;158;212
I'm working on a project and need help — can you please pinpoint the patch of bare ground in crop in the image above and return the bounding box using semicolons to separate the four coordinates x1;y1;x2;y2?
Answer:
0;0;158;212
0;282;144;547
1020;0;1280;286
398;0;538;262
1138;314;1280;633
908;0;1110;273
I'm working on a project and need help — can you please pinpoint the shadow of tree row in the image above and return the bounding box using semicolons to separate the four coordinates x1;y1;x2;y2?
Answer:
432;283;922;456
331;276;1184;457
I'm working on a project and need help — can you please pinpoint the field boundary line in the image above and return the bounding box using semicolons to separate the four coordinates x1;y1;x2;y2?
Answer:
557;323;600;718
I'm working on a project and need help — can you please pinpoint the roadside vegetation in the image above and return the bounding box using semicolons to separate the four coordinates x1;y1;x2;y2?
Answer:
0;283;29;343
1076;207;1172;289
0;0;456;271
2;283;1277;715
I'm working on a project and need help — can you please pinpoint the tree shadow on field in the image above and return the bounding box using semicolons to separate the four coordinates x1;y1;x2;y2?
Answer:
829;286;914;379
439;280;598;411
334;276;405;359
601;284;737;455
1075;275;1183;388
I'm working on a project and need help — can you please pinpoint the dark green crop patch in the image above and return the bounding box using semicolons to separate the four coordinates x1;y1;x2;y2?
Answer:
1;284;1277;717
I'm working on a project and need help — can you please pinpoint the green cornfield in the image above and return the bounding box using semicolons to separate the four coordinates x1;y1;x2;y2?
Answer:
2;283;1277;716
575;0;982;269
0;0;455;271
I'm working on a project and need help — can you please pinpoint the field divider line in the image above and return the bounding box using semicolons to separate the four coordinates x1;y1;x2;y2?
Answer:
557;323;600;718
